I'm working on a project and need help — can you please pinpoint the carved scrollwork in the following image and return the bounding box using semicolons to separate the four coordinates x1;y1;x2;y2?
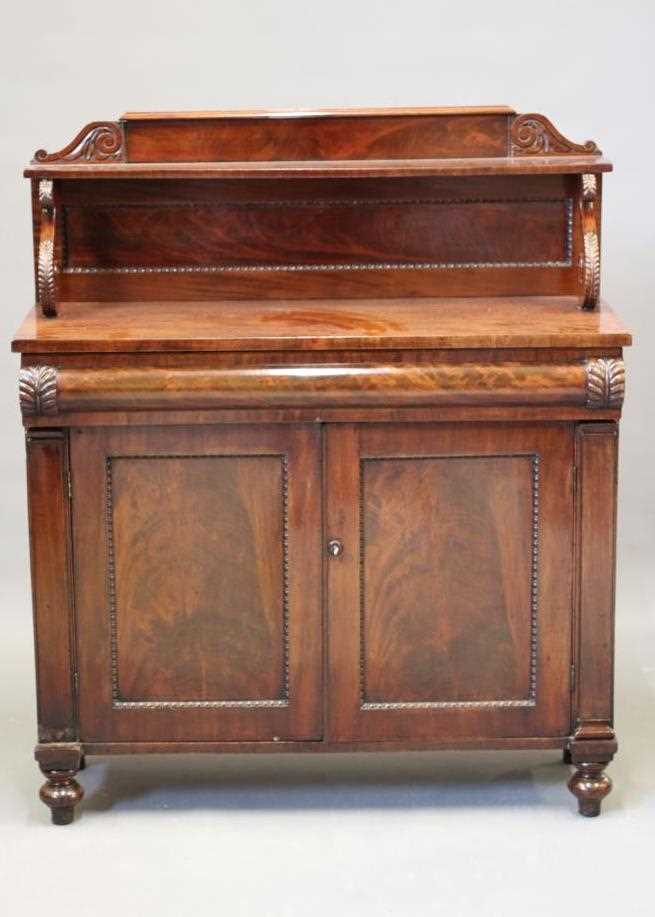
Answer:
580;172;600;309
19;366;58;416
37;179;57;316
511;113;601;156
583;230;601;309
585;358;625;409
34;121;125;163
582;173;597;203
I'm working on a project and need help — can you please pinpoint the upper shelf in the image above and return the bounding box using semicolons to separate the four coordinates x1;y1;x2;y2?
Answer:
24;106;610;179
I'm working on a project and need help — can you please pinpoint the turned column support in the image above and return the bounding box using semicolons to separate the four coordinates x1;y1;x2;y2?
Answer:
567;761;612;817
35;744;84;825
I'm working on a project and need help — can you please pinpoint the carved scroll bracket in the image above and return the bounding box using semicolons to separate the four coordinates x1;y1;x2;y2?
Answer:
581;173;600;309
585;358;625;409
19;366;58;417
37;179;57;316
34;121;125;163
510;113;601;156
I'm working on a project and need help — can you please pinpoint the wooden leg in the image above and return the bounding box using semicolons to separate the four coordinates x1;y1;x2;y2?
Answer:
567;762;612;817
562;748;572;765
39;768;84;825
35;743;84;825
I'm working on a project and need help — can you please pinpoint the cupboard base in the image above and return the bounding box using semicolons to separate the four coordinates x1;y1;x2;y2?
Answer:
35;738;616;824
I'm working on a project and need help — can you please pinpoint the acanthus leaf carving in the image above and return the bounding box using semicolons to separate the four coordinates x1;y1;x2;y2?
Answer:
511;113;601;156
34;121;125;163
581;172;600;309
37;178;57;316
585;358;625;409
19;366;59;416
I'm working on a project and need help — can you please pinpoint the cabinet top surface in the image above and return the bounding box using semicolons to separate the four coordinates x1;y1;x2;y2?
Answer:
12;297;631;354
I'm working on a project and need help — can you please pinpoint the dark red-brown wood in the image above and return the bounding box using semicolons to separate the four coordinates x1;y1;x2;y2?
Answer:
326;422;574;742
14;106;629;823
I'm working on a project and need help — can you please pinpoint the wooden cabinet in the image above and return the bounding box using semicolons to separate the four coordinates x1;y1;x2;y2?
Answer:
13;106;631;823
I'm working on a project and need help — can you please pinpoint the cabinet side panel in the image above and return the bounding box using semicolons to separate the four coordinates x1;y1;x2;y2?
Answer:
574;423;618;732
25;430;77;742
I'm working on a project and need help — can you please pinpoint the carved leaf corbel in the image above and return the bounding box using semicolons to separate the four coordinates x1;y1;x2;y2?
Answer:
580;173;600;309
511;113;601;156
36;179;57;317
33;121;125;163
585;358;625;409
19;366;59;416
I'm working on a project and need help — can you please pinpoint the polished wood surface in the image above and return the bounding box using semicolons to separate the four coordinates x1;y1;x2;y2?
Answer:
15;106;628;822
25;156;613;181
111;454;286;703
362;453;535;703
25;108;609;313
42;172;586;303
326;423;574;742
12;298;630;353
71;425;322;743
23;361;596;412
25;431;77;744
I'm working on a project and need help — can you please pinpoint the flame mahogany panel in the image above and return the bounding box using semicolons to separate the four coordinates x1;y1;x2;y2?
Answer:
71;424;323;743
326;422;574;742
124;111;511;163
56;174;579;300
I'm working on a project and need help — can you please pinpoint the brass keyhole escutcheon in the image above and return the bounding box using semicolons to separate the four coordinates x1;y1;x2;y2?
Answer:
327;538;343;557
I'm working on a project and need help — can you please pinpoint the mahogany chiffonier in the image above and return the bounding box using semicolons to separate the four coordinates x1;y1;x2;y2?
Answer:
13;106;631;824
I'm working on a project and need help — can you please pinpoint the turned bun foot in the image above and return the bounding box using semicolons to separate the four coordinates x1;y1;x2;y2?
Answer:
567;762;612;817
39;769;84;825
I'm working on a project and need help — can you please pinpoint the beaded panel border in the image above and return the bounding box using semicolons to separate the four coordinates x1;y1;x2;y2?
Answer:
358;453;540;710
106;453;290;710
63;198;573;274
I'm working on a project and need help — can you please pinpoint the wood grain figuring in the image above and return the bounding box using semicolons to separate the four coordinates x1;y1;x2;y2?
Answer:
62;198;572;271
326;423;574;742
573;424;618;735
51;172;580;302
360;454;538;706
24;156;613;181
71;425;322;743
15;106;630;822
39;361;592;413
108;454;288;705
11;298;632;354
124;112;510;163
25;431;77;743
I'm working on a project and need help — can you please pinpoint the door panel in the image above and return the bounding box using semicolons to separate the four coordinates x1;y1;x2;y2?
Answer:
72;424;322;742
326;423;574;741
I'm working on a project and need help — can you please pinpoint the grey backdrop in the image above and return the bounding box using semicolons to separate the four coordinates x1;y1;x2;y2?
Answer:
0;2;652;914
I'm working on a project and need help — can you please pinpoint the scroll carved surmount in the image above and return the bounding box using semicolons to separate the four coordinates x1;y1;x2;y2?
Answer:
585;358;625;409
581;173;600;309
19;366;58;416
34;121;125;163
37;178;56;316
510;114;601;156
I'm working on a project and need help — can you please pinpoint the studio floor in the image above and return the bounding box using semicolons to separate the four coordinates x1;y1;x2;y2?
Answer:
0;548;652;916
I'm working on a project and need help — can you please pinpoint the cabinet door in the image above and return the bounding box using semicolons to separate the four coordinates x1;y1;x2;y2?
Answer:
326;423;574;742
71;424;322;743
